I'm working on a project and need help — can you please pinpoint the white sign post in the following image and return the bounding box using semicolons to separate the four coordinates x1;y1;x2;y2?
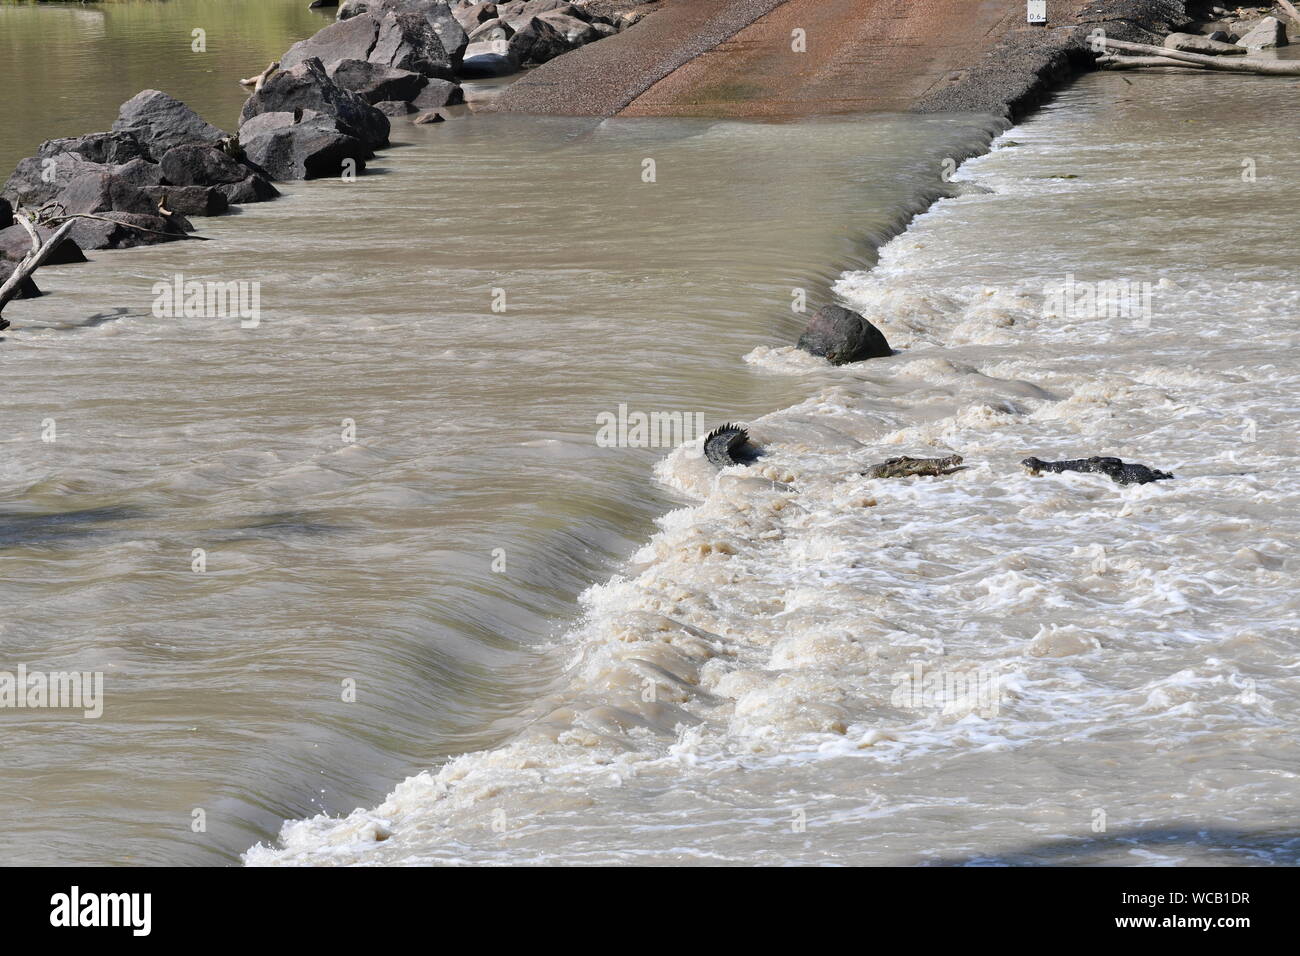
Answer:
1027;1;1047;24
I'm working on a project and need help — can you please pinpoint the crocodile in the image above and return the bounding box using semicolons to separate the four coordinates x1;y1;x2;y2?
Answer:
862;454;964;479
1021;456;1173;486
703;423;758;468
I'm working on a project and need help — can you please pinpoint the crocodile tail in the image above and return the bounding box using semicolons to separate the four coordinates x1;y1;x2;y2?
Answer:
704;423;750;468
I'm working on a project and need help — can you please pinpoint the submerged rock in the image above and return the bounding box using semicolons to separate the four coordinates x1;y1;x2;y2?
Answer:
0;260;42;299
796;304;892;365
1021;455;1173;486
863;455;964;479
0;223;86;264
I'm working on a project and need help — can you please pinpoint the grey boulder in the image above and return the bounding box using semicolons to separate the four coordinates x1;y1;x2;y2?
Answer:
240;115;371;180
328;59;428;104
112;90;227;157
1236;16;1288;49
796;304;892;365
240;57;391;149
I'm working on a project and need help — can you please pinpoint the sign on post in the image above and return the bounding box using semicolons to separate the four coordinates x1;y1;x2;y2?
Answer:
1028;1;1047;24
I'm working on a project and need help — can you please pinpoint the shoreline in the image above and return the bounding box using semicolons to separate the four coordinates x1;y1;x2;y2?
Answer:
3;1;1208;327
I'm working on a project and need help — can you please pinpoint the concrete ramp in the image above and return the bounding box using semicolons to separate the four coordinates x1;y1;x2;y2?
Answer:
495;0;1086;118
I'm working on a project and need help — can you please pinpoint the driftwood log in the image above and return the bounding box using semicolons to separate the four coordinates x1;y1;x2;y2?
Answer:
1100;38;1300;74
240;61;280;90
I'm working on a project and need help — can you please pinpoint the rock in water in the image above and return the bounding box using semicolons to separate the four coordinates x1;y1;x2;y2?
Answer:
112;90;228;157
1021;456;1173;486
2;152;115;208
1236;16;1288;49
863;455;963;479
240;118;371;180
0;260;42;300
37;131;152;165
338;0;469;64
280;14;383;70
328;59;429;103
240;57;391;149
796;304;892;365
704;423;758;468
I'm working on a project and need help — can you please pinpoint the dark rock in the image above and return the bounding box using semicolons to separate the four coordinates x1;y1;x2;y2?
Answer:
56;170;162;218
218;175;281;205
0;224;86;264
53;171;194;247
328;59;429;103
240;57;391;149
372;10;456;79
0;197;11;229
413;110;446;124
375;99;418;115
538;11;600;44
338;1;468;64
506;15;572;66
281;13;382;70
796;304;892;365
0;260;42;299
1021;456;1174;486
241;119;371;180
411;77;464;108
159;144;254;187
113;158;165;188
143;185;230;217
36;131;150;166
67;212;188;251
112;90;227;156
2;152;112;208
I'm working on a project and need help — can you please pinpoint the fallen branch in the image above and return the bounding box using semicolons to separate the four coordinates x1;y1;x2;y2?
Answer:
240;61;280;90
1097;55;1209;70
1099;37;1300;74
40;213;211;241
0;216;77;321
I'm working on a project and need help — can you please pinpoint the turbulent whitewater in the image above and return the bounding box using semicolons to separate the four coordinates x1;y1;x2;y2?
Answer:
247;69;1300;865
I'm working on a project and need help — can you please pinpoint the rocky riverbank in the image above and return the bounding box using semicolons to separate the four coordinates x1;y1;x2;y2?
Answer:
0;0;646;309
3;0;1290;318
